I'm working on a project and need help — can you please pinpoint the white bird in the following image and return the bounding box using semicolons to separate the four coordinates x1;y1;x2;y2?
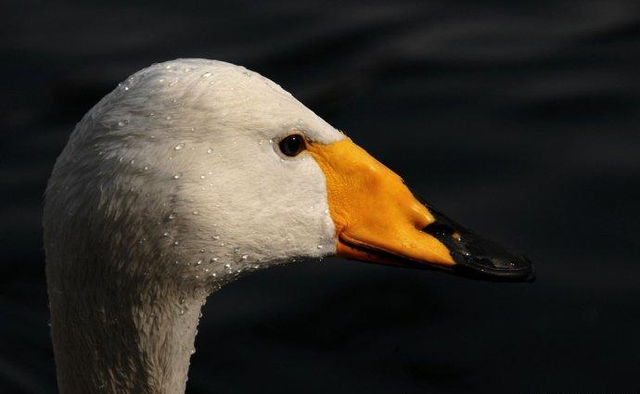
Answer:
44;59;533;394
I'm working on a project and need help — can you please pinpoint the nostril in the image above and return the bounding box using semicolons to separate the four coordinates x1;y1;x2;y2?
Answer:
423;222;454;238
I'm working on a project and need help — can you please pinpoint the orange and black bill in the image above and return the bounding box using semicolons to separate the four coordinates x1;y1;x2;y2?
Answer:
308;137;534;283
336;200;535;282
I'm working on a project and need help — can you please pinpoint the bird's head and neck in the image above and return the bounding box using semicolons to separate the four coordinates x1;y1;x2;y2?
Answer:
44;59;533;394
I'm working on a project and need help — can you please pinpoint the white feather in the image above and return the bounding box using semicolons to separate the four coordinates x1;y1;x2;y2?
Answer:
44;59;346;393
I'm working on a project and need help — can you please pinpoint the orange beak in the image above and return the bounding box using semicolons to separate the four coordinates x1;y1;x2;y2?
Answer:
308;138;534;282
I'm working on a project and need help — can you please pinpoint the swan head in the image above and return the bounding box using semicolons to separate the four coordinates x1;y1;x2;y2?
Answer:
44;59;533;295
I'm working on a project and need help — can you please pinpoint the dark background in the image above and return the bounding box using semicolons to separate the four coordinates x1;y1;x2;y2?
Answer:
2;0;639;393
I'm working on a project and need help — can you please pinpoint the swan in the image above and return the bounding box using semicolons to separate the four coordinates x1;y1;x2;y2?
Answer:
43;58;533;394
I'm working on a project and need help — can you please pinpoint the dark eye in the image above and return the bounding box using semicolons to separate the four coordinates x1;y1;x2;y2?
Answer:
279;134;306;157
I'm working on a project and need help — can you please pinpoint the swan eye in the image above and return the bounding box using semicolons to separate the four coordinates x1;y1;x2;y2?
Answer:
279;134;306;157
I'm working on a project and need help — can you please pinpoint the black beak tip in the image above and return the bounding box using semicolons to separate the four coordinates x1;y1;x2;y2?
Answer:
521;255;536;283
421;202;535;283
448;252;536;283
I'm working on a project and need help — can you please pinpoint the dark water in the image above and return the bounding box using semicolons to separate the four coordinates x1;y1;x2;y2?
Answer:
2;1;639;393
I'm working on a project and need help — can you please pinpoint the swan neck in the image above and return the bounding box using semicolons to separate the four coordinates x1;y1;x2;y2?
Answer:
49;279;207;394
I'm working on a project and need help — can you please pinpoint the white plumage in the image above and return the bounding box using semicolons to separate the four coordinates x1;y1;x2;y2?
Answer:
44;59;345;394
